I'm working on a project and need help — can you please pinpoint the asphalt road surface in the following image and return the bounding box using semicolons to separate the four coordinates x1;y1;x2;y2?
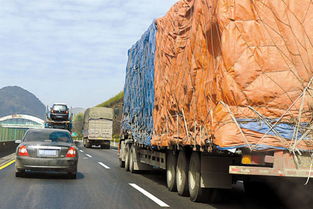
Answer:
0;144;311;209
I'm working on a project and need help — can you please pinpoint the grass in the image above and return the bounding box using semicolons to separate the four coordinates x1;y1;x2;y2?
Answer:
96;91;124;108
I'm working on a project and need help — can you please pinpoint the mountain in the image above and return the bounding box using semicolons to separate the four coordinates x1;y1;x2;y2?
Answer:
0;86;45;119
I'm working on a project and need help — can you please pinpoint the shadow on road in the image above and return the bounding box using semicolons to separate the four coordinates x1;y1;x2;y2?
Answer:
20;171;85;180
134;170;313;209
134;169;167;187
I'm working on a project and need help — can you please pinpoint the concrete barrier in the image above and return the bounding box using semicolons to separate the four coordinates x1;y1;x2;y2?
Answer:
0;141;17;158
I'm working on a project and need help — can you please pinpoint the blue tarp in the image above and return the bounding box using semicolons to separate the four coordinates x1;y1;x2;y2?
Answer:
217;118;309;151
122;22;156;145
237;119;308;140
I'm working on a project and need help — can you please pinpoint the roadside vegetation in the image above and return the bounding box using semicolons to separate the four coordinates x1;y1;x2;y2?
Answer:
72;92;124;142
72;112;84;140
96;91;124;108
97;91;124;143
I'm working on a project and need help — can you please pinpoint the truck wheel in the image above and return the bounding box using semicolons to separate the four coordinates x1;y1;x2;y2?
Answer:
166;151;177;192
188;152;210;202
124;144;131;171
176;150;189;196
119;159;125;168
129;146;135;173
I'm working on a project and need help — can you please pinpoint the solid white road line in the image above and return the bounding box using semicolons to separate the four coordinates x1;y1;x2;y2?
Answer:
98;162;110;169
79;150;84;153
85;154;92;158
129;183;170;208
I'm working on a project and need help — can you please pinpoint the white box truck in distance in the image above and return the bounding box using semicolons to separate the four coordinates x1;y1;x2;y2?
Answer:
83;107;113;149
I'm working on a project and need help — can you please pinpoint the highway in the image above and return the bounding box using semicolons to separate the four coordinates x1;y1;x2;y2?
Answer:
0;144;305;209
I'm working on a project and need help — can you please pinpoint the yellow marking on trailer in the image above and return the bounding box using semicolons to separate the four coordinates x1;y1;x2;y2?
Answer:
241;155;252;164
0;160;15;170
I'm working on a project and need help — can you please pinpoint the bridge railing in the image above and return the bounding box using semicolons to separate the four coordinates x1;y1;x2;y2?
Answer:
0;127;27;142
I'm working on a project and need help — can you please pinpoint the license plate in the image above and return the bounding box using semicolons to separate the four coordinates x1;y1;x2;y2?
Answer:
38;149;58;157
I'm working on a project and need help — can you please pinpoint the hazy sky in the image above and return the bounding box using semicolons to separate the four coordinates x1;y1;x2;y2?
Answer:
0;0;178;108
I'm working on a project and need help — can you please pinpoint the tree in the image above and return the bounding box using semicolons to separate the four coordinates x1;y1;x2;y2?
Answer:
72;113;84;139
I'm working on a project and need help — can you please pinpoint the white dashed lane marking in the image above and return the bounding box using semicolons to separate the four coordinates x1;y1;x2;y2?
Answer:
79;150;84;153
98;162;110;169
85;154;92;158
129;183;170;208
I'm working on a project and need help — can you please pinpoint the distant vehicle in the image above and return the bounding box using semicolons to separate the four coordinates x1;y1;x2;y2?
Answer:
83;107;113;149
15;128;78;179
45;103;73;131
50;103;70;121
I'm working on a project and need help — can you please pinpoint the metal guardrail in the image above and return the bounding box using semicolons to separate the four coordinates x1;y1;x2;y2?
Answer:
0;127;27;142
0;124;43;129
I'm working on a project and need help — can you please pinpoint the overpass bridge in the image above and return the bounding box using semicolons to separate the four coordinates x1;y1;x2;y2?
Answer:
0;114;44;142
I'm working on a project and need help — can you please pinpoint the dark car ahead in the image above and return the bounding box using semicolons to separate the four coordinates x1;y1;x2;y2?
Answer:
15;128;78;178
50;103;70;121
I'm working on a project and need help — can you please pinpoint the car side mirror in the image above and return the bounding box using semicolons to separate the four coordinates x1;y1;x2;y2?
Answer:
15;140;22;144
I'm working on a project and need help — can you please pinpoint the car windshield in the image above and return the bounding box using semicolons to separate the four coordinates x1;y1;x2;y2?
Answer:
24;131;72;143
52;105;67;111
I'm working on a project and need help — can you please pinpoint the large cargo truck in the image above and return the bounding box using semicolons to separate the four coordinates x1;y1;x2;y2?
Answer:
119;0;313;203
83;107;113;149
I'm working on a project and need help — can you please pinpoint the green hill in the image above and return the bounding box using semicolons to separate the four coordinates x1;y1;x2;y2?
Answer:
97;91;124;137
96;91;124;108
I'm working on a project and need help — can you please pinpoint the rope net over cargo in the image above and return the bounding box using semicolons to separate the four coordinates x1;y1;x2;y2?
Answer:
151;0;313;151
122;0;313;153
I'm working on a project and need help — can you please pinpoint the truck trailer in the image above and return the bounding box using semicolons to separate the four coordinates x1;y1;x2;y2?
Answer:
119;0;313;203
83;107;113;149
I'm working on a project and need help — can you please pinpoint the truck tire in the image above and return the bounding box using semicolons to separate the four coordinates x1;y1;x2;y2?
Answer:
129;146;135;173
188;152;210;202
124;144;131;171
119;159;125;168
176;150;189;196
166;151;177;192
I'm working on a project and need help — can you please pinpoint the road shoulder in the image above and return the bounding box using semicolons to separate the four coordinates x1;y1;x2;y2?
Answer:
0;153;15;169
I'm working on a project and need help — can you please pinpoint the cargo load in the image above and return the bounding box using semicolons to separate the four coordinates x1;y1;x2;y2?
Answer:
123;0;313;152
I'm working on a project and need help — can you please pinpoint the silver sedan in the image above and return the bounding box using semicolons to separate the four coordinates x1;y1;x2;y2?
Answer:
15;128;78;179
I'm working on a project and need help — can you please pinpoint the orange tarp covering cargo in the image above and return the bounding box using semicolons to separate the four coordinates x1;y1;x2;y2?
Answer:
152;0;313;151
